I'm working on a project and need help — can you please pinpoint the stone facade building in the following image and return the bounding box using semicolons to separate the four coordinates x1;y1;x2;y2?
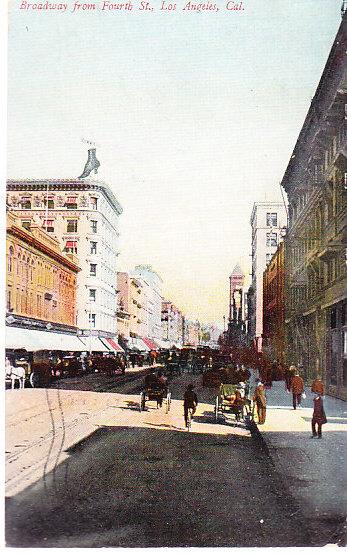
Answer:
162;301;184;347
6;178;122;341
282;13;347;400
249;202;287;351
6;211;85;351
262;242;285;365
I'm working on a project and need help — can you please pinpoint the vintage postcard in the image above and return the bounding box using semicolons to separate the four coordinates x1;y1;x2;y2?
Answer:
4;0;347;549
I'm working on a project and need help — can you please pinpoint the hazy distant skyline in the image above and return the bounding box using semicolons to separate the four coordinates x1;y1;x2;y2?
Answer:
7;0;342;326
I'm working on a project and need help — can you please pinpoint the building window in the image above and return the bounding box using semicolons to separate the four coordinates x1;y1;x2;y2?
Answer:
266;253;272;264
91;220;97;233
43;219;54;232
22;220;31;231
91;197;98;210
21;197;31;209
7;290;12;311
7;246;14;272
89;313;96;328
90;263;97;276
65;196;77;209
90;241;97;254
64;241;77;254
266;212;278;227
266;232;277;247
67;219;78;233
44;198;54;209
89;289;96;302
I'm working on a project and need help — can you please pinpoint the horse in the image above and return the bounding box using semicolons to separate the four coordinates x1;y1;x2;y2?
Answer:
6;361;26;389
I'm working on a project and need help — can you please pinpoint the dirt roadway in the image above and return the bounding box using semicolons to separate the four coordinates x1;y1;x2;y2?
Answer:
6;371;313;547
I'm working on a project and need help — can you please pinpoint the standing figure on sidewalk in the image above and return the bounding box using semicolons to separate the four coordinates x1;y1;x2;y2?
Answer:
253;378;267;424
284;364;296;392
311;376;324;396
311;394;327;438
291;371;305;409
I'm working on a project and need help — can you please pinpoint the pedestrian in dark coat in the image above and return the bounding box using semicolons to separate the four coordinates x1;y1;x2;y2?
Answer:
291;372;304;409
311;395;327;438
284;364;295;392
253;379;267;424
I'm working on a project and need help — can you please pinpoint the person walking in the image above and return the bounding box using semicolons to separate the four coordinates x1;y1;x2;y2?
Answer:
183;384;198;428
284;364;296;392
311;394;327;438
291;371;305;409
253;378;267;424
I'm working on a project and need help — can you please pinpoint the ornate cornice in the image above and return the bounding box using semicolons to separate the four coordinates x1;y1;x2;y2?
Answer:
6;178;123;216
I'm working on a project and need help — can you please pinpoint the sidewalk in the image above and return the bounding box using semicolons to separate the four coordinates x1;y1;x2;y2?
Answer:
255;379;347;545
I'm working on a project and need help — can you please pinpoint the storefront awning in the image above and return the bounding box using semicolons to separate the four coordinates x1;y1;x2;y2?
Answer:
142;337;159;351
127;338;150;352
6;327;87;352
155;339;171;350
79;336;109;352
100;337;124;353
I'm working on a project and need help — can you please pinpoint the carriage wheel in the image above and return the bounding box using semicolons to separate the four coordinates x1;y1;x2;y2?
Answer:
139;391;146;412
214;396;219;422
29;371;41;388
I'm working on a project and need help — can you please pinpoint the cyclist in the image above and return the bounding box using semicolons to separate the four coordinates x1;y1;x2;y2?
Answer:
183;383;198;427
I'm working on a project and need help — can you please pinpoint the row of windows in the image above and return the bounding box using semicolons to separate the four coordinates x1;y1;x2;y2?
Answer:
7;247;76;287
66;219;98;234
290;254;346;308
18;196;98;210
7;288;76;324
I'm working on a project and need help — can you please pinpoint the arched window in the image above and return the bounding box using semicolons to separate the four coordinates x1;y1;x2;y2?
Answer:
7;246;14;273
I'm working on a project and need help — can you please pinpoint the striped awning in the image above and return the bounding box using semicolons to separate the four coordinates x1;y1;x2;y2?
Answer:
142;337;158;351
100;337;124;353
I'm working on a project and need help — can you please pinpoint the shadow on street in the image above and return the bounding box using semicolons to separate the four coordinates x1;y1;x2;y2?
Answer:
6;424;318;548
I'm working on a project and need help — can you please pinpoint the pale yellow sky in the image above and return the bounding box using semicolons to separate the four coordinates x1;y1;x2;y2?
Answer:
7;0;342;326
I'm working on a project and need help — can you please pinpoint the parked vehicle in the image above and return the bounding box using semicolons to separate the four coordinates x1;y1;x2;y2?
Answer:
5;350;52;388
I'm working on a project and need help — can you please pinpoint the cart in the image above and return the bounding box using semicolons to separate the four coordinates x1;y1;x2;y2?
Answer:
214;383;252;424
139;384;171;413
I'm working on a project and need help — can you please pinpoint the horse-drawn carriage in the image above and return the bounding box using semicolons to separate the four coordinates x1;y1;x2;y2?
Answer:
214;383;253;424
139;373;171;412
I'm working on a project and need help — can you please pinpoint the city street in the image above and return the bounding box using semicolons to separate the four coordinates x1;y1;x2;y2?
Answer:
5;370;319;548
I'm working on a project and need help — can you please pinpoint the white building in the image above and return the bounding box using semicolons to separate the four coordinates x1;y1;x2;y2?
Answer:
130;265;163;343
6;178;123;341
250;202;287;350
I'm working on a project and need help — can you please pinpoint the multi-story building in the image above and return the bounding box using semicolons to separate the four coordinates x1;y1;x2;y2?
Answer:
6;211;85;351
6;176;122;345
249;202;287;351
262;242;285;365
281;13;347;400
229;264;245;325
183;319;201;347
131;265;163;343
116;271;131;342
162;301;184;347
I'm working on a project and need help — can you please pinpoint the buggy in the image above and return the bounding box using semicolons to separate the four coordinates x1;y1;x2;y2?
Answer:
214;383;253;424
139;374;171;413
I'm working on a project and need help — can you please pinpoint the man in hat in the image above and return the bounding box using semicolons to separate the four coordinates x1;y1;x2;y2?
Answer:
291;370;305;409
253;378;267;425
